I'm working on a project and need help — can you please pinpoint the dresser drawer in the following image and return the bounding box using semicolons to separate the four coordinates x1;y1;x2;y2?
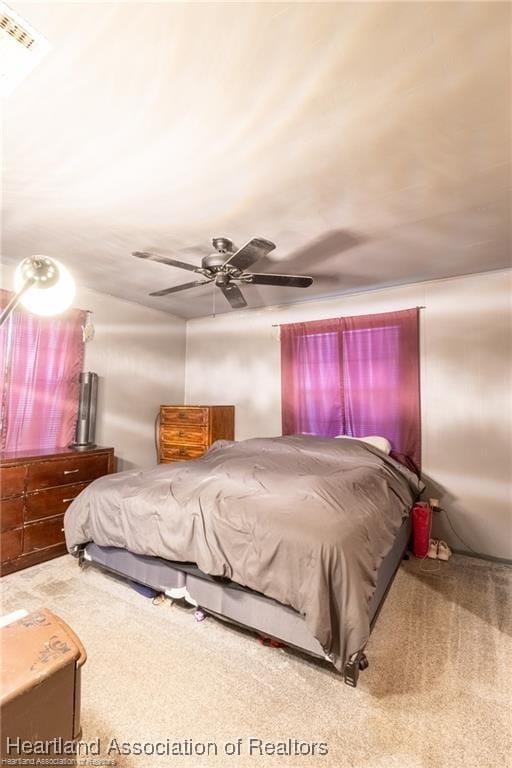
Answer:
25;482;89;523
1;498;24;532
0;465;26;499
160;444;206;462
23;515;65;554
26;454;110;491
161;408;209;426
1;528;23;563
161;425;208;446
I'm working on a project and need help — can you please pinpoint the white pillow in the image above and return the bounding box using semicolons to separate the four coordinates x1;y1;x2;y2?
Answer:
334;435;392;455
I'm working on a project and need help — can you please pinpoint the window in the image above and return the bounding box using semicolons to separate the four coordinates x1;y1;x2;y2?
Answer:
0;290;85;452
280;308;420;472
296;331;341;436
342;325;401;447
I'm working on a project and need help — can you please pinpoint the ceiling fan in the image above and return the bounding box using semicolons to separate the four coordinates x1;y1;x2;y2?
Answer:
133;237;313;309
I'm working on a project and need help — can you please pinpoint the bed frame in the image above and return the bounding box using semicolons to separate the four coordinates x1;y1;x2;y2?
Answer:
78;515;411;687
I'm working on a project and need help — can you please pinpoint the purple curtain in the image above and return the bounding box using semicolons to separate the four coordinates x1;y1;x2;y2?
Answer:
0;289;85;453
281;308;421;472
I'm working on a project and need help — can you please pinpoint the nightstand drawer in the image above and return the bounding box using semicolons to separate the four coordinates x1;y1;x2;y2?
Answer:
23;515;65;554
1;498;24;532
160;444;206;462
25;482;89;523
161;425;208;446
161;408;209;426
27;454;110;491
0;465;26;499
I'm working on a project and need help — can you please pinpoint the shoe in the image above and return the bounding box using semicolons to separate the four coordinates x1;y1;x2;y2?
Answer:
427;539;438;559
437;541;452;561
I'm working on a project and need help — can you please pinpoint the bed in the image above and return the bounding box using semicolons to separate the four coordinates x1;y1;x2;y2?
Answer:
64;435;423;687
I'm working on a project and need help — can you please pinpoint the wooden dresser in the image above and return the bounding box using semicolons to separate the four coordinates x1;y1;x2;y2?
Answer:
159;406;234;463
0;446;115;576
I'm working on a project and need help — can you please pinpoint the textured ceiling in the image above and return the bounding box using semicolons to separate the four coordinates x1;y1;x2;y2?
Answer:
1;1;510;319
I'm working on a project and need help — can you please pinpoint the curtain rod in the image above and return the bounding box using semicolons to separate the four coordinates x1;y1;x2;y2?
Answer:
270;306;426;327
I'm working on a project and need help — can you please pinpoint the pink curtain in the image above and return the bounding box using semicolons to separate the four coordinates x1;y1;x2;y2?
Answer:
0;289;85;453
281;308;421;473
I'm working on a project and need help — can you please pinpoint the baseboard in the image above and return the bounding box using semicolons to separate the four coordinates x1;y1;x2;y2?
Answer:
452;548;512;566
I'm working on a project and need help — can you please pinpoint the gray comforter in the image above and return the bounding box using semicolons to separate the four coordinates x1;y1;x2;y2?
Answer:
64;436;422;670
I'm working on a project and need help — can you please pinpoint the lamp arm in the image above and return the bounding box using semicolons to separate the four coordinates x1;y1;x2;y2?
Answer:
0;278;36;327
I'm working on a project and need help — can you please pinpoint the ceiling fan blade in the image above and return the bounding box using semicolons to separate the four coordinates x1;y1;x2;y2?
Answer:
248;273;313;288
149;280;211;297
133;251;202;273
218;282;247;309
222;238;276;271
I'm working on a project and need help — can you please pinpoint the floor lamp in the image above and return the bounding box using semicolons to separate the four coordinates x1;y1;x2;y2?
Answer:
0;256;75;327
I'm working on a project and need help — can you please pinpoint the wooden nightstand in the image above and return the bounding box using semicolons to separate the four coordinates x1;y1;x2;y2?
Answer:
159;406;234;463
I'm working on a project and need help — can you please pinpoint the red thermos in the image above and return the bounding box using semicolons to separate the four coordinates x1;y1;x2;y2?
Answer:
411;503;432;558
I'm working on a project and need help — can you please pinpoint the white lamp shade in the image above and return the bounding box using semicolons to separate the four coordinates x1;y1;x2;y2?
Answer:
14;256;75;316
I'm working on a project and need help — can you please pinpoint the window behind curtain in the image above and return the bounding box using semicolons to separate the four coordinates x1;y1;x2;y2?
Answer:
296;331;342;435
342;325;401;447
0;289;85;453
280;308;420;473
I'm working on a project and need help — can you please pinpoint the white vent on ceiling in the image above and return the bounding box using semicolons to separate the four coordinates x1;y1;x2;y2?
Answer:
0;2;50;97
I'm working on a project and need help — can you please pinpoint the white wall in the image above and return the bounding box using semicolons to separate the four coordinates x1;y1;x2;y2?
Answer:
78;287;186;470
185;270;512;560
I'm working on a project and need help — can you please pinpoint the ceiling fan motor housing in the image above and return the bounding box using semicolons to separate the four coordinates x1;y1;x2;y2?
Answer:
202;253;229;271
202;237;236;272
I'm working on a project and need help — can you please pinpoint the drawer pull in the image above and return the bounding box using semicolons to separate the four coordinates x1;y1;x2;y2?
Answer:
63;468;79;475
62;497;78;503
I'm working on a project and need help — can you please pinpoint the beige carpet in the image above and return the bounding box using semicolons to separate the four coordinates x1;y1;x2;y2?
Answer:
1;553;510;768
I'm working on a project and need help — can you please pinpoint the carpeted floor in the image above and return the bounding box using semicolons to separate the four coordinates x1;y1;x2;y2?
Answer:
1;553;510;768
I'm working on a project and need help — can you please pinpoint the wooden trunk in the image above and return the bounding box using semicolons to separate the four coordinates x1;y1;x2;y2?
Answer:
0;609;86;756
